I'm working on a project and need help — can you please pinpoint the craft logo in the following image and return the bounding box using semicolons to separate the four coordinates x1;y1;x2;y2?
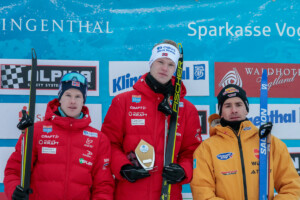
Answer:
217;152;233;160
0;63;96;91
162;53;168;56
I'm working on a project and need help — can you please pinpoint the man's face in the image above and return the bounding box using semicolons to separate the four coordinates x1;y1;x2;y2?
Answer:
149;57;176;84
221;97;248;121
59;88;84;118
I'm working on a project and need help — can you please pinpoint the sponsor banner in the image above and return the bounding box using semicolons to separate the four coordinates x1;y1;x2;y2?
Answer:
0;59;99;96
0;103;102;139
247;104;300;139
215;62;300;97
109;61;209;96
0;147;14;183
288;147;300;176
195;105;210;140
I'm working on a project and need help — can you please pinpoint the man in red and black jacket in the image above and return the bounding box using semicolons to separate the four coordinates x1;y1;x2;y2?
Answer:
102;40;202;200
4;72;114;200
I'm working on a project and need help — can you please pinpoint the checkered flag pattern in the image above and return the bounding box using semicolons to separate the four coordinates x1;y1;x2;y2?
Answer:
1;65;26;88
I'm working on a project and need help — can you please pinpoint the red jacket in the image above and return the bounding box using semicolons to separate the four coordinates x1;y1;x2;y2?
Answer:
4;99;114;200
101;73;202;200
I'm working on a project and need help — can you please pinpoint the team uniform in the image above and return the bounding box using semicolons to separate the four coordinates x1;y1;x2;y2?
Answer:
102;73;202;200
191;114;300;200
4;99;114;200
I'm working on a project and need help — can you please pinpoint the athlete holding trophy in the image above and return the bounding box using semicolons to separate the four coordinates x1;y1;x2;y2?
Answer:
102;39;202;200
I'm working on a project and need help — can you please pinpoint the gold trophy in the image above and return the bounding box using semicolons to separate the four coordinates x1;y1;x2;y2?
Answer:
135;139;155;171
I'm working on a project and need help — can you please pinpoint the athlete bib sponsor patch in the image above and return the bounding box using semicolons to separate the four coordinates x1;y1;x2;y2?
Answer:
217;152;233;160
42;147;56;154
131;119;145;126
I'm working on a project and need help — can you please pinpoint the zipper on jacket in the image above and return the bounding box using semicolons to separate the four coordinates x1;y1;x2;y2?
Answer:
237;134;248;200
163;115;168;166
64;121;72;199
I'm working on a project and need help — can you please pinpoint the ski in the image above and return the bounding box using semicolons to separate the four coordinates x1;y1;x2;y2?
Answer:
160;43;183;200
259;69;270;200
20;49;37;198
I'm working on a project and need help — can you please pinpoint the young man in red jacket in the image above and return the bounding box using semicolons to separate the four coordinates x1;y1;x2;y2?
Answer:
4;72;114;200
101;40;202;200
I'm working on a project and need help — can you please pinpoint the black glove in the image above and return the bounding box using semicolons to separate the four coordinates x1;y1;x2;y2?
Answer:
12;185;27;200
17;110;33;130
259;122;273;139
162;163;185;184
120;164;150;183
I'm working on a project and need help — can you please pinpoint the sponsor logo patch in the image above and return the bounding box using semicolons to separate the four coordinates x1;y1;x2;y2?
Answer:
221;170;237;175
83;130;98;138
131;119;145;126
42;147;56;154
254;149;260;159
223;87;239;95
130;106;147;110
243;127;251;131
79;158;93;166
83;150;93;158
103;158;110;169
72;81;80;87
132;95;141;103
39;140;59;145
217;152;233;160
43;125;52;133
84;138;94;148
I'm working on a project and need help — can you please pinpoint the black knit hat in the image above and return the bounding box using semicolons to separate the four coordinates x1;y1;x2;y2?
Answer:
217;84;249;116
58;72;88;104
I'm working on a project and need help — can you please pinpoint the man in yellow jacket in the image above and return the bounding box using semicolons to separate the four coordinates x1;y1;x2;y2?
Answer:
191;84;300;200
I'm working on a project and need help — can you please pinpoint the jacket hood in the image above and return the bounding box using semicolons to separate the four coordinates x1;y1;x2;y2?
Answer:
44;98;91;129
133;73;187;98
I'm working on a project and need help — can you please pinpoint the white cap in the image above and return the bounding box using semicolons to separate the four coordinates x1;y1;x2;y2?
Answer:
149;43;180;68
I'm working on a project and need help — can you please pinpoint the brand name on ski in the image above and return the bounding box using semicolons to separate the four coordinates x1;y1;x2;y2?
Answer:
260;108;268;124
260;137;267;155
173;60;183;112
248;109;297;126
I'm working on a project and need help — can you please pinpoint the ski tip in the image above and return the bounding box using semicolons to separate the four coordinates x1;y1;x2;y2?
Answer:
262;69;267;77
177;43;183;57
31;48;37;59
